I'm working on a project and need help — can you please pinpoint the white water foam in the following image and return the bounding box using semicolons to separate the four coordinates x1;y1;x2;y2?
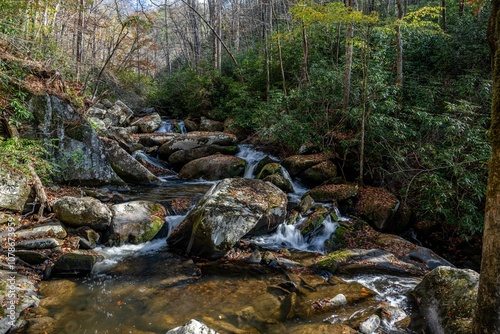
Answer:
236;144;278;178
156;119;186;133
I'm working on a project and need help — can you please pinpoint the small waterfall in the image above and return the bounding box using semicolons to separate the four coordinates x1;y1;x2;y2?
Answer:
280;166;308;195
132;150;176;176
156;119;187;133
236;144;278;178
251;215;339;253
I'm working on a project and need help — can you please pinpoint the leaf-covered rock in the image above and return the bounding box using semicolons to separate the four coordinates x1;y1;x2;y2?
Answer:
178;154;246;180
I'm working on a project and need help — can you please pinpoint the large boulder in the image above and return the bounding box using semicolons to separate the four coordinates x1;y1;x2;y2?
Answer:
413;266;479;334
0;168;31;212
102;138;161;185
299;160;338;186
168;178;288;259
53;196;112;230
355;186;400;231
304;184;358;203
130;113;162;133
178;154;246;181
281;153;327;176
168;145;239;170
107;201;166;245
158;132;238;160
26;94;125;186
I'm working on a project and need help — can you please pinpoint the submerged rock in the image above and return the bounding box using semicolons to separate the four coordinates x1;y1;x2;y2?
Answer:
53;196;112;230
413;266;478;334
168;178;287;259
107;201;166;245
166;319;219;334
178;154;245;181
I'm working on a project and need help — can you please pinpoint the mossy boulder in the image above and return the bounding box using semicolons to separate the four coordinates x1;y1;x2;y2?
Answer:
52;250;102;275
299;160;337;186
178;154;246;180
355;186;399;231
262;174;294;193
413;266;479;334
299;205;329;235
53;196;112;230
107;201;167;245
281;153;327;176
304;184;358;203
199;117;224;132
168;178;287;259
256;163;282;179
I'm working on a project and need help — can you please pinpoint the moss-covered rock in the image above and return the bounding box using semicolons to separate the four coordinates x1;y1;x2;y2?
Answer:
413;266;478;334
168;145;240;170
299;205;329;235
107;201;167;245
262;174;294;193
52;250;102;275
168;178;287;259
256;163;282;180
299;160;337;186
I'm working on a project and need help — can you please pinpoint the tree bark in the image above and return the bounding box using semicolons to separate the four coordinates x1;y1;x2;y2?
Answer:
395;0;404;88
343;21;354;111
473;0;500;331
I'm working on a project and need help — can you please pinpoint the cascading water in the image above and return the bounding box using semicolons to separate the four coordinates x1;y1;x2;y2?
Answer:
236;144;278;178
155;119;187;133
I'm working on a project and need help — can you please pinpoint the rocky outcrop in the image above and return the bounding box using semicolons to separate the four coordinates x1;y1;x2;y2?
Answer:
107;201;166;245
168;178;288;259
102;138;161;185
355;186;400;231
27;94;125;186
53;196;112;230
178;154;246;180
0;168;31;212
413;266;479;334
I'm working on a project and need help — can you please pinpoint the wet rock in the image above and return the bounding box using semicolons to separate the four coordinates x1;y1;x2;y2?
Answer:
25;316;55;334
246;249;262;264
329;293;347;306
298;205;329;235
355;186;399;231
298;195;315;214
304;184;358;203
168;178;287;259
102;138;161;185
15;222;67;239
199;117;224;132
255;163;294;193
71;226;100;249
158;131;238;160
299;160;337;186
131;113;162;133
316;249;426;276
14;250;49;265
107;201;166;245
178;154;245;181
136;133;178;147
168;145;239;170
0;270;39;334
16;238;60;250
0;168;32;213
359;314;381;334
166;319;219;334
52;250;102;275
287;323;357;334
413;266;478;334
409;247;455;270
38;280;77;308
27;94;125;186
183;117;199;132
281;153;327;176
53;196;112;230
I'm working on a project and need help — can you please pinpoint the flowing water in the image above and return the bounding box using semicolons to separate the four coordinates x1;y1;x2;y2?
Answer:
36;143;425;334
155;120;187;134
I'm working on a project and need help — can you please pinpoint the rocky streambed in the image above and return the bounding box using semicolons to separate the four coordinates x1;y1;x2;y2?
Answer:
0;95;480;333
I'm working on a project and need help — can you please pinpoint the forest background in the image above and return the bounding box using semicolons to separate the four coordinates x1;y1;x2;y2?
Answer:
0;0;492;249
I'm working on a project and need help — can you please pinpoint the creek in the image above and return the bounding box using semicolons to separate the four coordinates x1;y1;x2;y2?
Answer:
37;141;426;334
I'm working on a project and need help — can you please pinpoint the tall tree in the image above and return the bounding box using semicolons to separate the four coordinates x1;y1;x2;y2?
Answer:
473;0;500;331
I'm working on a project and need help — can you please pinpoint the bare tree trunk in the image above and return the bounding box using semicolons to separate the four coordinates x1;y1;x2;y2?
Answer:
76;0;84;82
442;0;447;32
272;2;286;96
359;26;371;186
473;0;500;331
395;0;404;88
301;22;309;83
343;21;354;111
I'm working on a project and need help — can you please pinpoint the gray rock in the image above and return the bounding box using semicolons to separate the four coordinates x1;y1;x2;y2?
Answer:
359;315;381;334
168;178;287;259
52;250;102;275
178;154;245;181
53;196;112;230
199;117;224;132
413;266;479;334
299;195;315;214
108;201;166;245
166;319;219;334
15;250;49;265
0;168;31;212
15;222;67;239
168;145;239;170
27;94;125;186
102;138;161;185
131;113;162;133
329;294;347;306
16;238;60;250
